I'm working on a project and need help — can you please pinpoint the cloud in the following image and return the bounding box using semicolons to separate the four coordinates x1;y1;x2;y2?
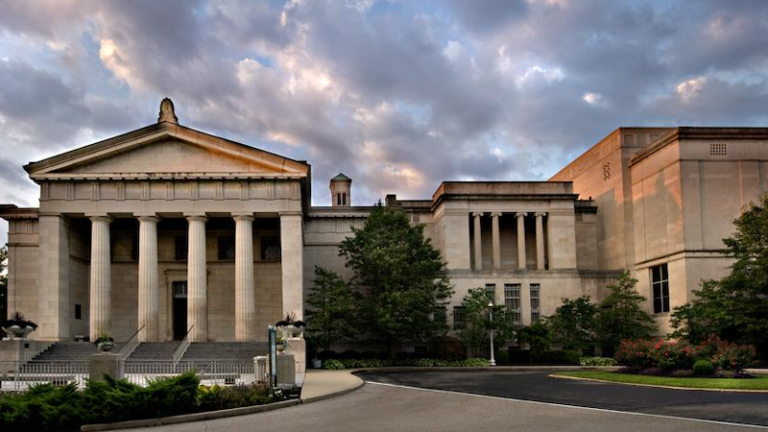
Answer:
0;0;767;223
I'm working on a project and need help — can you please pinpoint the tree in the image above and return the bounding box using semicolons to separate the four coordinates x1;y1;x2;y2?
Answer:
455;287;517;357
339;203;454;357
516;321;551;362
304;266;359;355
671;193;768;359
547;296;598;354
595;271;656;354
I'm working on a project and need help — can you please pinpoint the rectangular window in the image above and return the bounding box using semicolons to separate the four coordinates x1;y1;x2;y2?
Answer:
75;304;82;320
175;236;188;261
504;284;521;324
218;236;236;261
261;236;281;261
485;283;496;305
453;306;465;329
530;283;540;322
651;264;670;313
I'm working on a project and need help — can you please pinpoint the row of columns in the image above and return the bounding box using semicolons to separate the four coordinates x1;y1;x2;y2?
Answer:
471;212;547;271
88;213;297;343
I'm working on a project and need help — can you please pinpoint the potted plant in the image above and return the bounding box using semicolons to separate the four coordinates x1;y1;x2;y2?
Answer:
2;311;38;339
275;312;306;338
94;331;116;352
276;336;290;354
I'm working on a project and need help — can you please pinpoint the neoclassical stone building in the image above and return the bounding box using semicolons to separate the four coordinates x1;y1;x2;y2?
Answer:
2;99;768;342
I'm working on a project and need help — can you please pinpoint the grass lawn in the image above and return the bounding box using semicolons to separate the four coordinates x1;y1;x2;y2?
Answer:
554;370;768;391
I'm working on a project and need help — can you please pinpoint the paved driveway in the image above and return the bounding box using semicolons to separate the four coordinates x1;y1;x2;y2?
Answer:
358;370;768;427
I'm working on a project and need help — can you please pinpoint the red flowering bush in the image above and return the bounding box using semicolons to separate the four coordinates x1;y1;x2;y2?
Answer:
616;335;757;373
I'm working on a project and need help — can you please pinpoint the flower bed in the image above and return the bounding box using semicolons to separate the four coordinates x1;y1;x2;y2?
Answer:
0;371;280;432
615;336;757;374
322;357;490;370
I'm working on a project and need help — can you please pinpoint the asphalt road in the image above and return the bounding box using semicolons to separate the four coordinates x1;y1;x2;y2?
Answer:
134;371;768;432
358;370;768;427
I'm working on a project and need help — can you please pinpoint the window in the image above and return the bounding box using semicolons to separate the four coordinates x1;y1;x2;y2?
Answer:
175;236;188;261
218;236;236;261
651;264;670;313
530;283;540;322
342;193;347;205
485;283;496;305
337;193;342;205
453;306;465;329
261;236;281;261
504;284;521;324
75;304;82;320
710;143;727;156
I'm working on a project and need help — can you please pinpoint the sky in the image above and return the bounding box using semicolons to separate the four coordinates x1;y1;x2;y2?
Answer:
1;0;768;245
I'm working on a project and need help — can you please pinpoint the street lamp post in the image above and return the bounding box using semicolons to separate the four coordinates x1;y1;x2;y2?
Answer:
488;301;496;366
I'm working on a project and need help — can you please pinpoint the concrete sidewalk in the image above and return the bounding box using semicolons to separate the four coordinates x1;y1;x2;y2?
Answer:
300;370;365;403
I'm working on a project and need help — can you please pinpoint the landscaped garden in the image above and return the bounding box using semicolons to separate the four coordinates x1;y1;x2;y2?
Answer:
0;371;282;432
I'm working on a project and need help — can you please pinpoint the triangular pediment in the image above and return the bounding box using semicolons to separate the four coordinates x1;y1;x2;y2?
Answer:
25;123;309;180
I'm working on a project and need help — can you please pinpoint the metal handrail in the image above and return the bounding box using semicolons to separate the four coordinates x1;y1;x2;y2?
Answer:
119;324;146;360
172;325;194;367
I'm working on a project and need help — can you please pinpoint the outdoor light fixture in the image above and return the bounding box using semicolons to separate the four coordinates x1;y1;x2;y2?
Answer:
488;301;496;366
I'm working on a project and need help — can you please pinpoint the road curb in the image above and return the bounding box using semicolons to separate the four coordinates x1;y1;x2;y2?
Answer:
80;399;301;431
550;373;768;393
352;365;622;373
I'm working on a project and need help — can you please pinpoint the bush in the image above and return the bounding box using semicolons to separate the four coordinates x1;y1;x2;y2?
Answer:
321;357;491;369
616;336;758;373
579;357;617;367
0;371;278;432
533;350;581;365
496;350;510;365
322;359;346;370
693;360;715;376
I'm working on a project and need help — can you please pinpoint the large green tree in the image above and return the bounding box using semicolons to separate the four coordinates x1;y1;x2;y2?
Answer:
595;271;656;354
547;295;598;354
304;266;359;355
455;287;517;357
671;193;768;359
339;204;453;357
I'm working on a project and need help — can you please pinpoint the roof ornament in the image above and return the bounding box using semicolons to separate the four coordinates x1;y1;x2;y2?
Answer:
158;97;178;124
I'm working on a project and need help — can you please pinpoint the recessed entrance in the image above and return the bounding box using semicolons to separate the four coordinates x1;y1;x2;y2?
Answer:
172;281;188;340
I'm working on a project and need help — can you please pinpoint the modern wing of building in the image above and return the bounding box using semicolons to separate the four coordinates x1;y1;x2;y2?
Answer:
2;99;767;343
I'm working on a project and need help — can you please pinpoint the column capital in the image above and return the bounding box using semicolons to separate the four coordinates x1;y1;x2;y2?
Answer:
471;212;484;218
490;212;502;218
515;212;528;218
137;215;160;223
87;214;113;223
186;214;208;223
534;212;547;217
233;214;255;222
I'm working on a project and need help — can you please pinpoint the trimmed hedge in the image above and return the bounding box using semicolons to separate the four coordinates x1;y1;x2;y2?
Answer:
693;360;715;376
616;336;757;372
579;357;617;367
0;371;277;432
322;357;490;370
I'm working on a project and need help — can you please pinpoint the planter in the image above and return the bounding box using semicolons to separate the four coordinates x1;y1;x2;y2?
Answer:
280;325;304;338
311;359;322;369
97;340;116;352
2;325;35;339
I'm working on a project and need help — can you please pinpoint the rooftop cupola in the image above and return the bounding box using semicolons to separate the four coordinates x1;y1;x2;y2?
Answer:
330;173;352;207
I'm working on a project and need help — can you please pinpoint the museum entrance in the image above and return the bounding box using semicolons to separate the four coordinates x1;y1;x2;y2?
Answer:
172;281;188;340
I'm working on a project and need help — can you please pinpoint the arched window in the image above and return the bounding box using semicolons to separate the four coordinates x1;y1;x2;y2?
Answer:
342;193;347;205
337;193;341;205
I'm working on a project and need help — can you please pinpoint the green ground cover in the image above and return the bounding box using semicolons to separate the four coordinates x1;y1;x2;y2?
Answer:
554;370;768;390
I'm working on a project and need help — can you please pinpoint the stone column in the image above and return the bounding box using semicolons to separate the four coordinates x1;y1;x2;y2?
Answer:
234;214;256;341
138;215;160;342
535;212;546;270
89;216;112;342
472;212;483;271
516;212;527;270
280;213;304;320
187;215;208;342
491;212;502;270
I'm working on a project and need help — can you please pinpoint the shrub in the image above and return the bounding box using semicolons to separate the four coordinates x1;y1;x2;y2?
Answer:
323;359;346;370
198;384;273;411
616;336;758;373
534;350;581;365
496;350;510;365
693;360;715;376
579;357;617;367
711;342;757;372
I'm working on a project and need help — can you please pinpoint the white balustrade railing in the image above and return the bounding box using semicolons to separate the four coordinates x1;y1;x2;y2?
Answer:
0;359;256;391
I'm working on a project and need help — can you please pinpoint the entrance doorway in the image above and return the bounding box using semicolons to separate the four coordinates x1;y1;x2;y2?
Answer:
172;281;188;340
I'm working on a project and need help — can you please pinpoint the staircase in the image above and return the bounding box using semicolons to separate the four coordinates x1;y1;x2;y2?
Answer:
127;342;178;361
181;342;269;361
31;341;102;362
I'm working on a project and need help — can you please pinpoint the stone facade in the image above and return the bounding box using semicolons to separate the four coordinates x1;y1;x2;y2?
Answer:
2;100;767;341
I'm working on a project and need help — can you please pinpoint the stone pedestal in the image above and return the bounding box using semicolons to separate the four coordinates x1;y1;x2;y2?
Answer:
89;352;124;382
275;354;296;388
286;337;306;384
